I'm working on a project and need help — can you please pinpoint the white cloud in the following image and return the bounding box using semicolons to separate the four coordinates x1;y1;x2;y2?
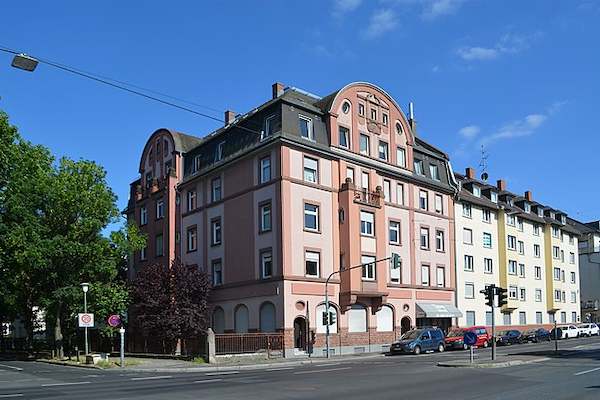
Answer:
332;0;362;16
457;32;541;61
422;0;465;19
363;9;399;39
458;125;480;139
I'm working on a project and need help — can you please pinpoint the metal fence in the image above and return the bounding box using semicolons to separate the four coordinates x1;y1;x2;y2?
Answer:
215;333;284;356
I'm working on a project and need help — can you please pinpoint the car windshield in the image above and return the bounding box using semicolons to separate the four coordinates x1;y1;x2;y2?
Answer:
447;329;465;337
401;330;422;340
524;329;536;335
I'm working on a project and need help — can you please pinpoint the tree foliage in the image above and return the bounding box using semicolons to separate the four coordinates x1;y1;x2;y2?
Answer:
131;260;210;353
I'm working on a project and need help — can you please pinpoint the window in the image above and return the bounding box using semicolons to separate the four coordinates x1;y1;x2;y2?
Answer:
572;312;577;323
342;101;351;114
569;234;574;245
346;166;355;183
389;221;400;244
435;230;445;252
503;313;512;326
390;253;401;283
486;312;493;326
211;177;222;202
261;250;273;278
429;164;440;181
414;160;424;175
305;251;320;277
482;209;491;222
484;258;493;274
396;183;404;205
535;289;542;302
483;232;492;248
376;305;393;332
560;249;565;262
420;227;430;249
263;115;279;138
552;246;560;259
534;244;541;258
507;235;517;250
299;115;313;140
358;103;365;116
519;288;526;301
383;180;391;202
517;218;524;232
536;312;543;324
464;255;474;271
212;260;223;286
507;215;516;226
569;252;575;264
339;126;350;148
518;241;525;255
370;108;377;120
359;134;370;156
304;203;319;231
533;224;540;235
362;255;376;281
378;141;389;161
155;234;164;257
421;265;430;286
561;270;565;282
382;113;388;125
211;218;222;246
215;141;225;162
466;311;476;327
490;192;498;203
145;171;153;188
187;226;197;252
140;206;148;225
549;313;556;324
519;312;526;325
524;203;531;213
260;157;271;183
434;194;443;214
570;271;576;283
465;283;475;299
395;122;403;135
509;285;518;300
348;305;367;333
508;260;517;275
554;289;561;301
156;199;165;219
360;211;375;236
463;228;473;245
259;203;272;232
140;246;147;261
361;171;369;190
571;291;577;303
416;191;428;211
552;226;560;238
396;147;406;167
534;266;542;279
561;311;567;324
472;185;481;197
462;203;472;218
303;157;318;183
187;190;196;211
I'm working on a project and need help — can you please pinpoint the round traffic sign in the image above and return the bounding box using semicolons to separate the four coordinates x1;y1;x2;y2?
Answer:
463;331;478;346
82;314;92;324
107;314;121;327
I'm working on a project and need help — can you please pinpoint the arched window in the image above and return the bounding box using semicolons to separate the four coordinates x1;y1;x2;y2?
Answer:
376;305;394;332
212;307;225;334
316;303;338;334
234;305;249;333
259;302;276;332
348;304;367;333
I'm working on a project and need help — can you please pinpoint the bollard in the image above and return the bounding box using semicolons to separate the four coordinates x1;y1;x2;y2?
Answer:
119;327;125;368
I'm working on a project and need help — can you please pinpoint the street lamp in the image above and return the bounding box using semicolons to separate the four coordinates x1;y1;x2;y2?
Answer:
81;282;90;355
11;53;38;72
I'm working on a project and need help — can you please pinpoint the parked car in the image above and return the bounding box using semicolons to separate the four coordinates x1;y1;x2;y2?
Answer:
390;327;446;355
551;325;580;339
577;323;599;336
445;326;491;350
522;328;551;343
496;330;523;345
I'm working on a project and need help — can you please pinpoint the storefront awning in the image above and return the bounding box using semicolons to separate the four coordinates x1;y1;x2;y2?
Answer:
416;303;462;319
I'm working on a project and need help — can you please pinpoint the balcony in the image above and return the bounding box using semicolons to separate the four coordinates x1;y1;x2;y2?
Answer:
353;189;382;208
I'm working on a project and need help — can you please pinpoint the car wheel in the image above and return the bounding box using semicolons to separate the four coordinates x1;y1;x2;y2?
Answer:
414;346;421;355
438;343;445;353
565;334;569;339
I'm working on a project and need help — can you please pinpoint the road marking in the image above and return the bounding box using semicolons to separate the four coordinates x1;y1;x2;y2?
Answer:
317;363;341;367
205;371;239;376
192;379;223;384
42;381;91;387
130;375;172;381
293;367;352;375
574;367;600;376
0;395;23;398
0;365;23;372
266;367;294;371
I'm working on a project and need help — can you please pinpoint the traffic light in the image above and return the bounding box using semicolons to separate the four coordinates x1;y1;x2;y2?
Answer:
481;284;495;307
322;311;328;326
390;253;401;270
322;310;336;326
497;287;508;307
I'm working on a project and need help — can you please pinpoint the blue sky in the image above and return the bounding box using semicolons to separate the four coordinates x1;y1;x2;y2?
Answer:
1;0;599;231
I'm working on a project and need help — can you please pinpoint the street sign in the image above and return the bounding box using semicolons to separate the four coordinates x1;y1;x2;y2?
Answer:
107;314;121;328
463;331;478;346
78;313;94;328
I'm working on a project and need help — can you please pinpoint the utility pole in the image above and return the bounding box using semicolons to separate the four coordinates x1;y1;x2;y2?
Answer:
481;285;507;361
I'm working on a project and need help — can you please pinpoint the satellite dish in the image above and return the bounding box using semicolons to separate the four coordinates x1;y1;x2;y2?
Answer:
481;172;489;181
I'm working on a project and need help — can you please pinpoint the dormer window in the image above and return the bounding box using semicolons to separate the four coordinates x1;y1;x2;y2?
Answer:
429;164;440;181
472;185;481;197
508;198;513;206
215;141;225;162
263;115;280;139
560;215;566;224
550;212;555;219
524;203;531;213
299;115;314;140
490;192;498;203
537;208;543;217
414;160;424;176
193;155;201;173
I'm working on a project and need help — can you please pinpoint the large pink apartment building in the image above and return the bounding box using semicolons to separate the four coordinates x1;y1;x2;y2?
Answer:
126;82;461;356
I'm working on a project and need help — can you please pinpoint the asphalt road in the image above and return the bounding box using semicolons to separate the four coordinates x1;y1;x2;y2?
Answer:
1;336;600;399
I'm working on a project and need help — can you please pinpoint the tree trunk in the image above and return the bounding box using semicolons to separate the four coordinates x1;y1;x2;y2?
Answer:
54;306;64;359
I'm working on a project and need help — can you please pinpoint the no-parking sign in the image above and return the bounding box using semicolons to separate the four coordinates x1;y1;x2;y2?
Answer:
78;313;94;328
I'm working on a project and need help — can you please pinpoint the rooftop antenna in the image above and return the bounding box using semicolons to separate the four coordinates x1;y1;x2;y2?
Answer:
408;102;414;120
479;145;489;181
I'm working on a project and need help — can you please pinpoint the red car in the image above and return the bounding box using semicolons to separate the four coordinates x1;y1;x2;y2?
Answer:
444;326;491;350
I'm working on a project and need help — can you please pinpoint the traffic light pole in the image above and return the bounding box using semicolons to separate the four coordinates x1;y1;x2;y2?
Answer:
324;255;395;358
491;303;496;361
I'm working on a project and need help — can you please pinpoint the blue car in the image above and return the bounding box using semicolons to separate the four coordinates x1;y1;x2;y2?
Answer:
390;327;446;355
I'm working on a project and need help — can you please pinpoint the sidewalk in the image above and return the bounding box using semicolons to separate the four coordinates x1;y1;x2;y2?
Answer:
437;354;550;369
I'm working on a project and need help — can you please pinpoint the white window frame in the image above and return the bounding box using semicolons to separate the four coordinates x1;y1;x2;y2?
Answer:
187;227;197;252
462;203;472;218
140;206;148;225
508;260;517;275
484;258;493;274
465;282;475;299
483;232;492;248
464;255;474;271
482;209;491;223
420;227;430;250
434;194;443;214
303;157;319;183
361;255;376;281
299;115;314;141
421;265;430;286
419;190;428;211
261;251;273;279
156;199;165;219
260;157;271;184
429;164;440;181
260;203;272;232
378;141;389;161
436;266;445;288
435;230;445;252
339;126;350;149
360;211;375;237
463;228;473;245
359;134;370;156
305;251;320;277
535;289;542;302
211;177;222;202
396;147;406;168
211;218;222;246
389;221;400;245
397;183;404;205
303;203;319;231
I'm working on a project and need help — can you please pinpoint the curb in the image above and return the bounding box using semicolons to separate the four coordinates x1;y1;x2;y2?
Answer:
437;357;550;369
36;359;105;370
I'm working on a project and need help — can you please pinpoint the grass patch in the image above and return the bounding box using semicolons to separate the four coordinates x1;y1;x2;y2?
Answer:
192;357;206;364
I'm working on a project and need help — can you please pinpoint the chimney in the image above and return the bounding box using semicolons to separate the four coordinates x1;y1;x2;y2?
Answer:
465;167;476;179
496;179;507;191
224;110;236;125
525;190;533;201
408;101;417;135
272;82;285;99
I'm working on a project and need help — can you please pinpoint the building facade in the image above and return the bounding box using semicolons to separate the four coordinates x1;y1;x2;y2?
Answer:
127;82;461;356
568;219;600;322
454;169;581;330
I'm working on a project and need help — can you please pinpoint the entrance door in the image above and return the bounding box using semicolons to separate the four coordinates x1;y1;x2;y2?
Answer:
401;317;412;334
293;317;307;350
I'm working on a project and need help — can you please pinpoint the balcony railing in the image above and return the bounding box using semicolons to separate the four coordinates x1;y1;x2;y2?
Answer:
353;189;382;208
